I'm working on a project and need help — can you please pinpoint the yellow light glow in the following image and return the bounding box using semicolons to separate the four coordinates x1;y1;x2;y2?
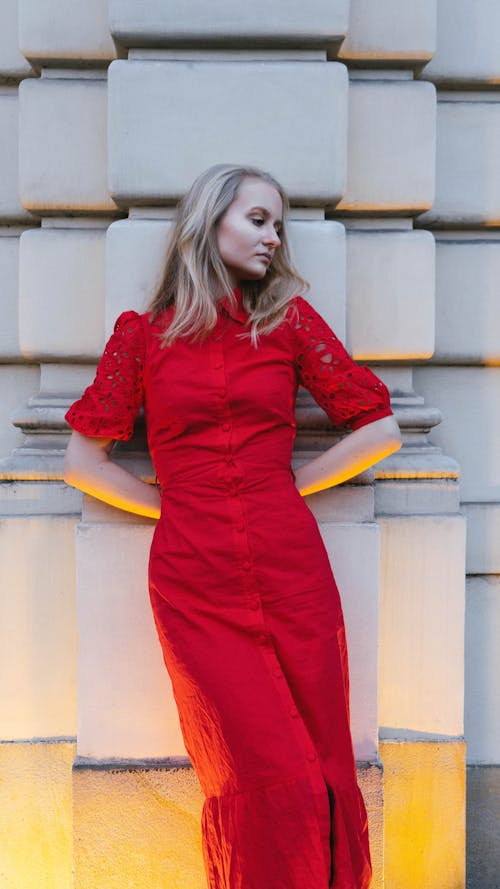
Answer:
380;740;466;889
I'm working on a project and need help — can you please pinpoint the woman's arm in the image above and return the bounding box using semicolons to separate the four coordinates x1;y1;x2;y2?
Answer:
294;414;402;497
63;430;161;520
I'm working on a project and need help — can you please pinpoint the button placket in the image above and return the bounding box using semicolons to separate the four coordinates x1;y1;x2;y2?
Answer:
211;320;322;775
258;636;323;778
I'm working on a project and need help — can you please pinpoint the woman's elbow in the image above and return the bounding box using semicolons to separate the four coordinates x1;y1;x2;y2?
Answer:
386;433;403;455
381;415;403;453
358;414;402;459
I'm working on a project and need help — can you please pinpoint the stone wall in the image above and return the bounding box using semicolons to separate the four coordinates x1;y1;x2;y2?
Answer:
1;1;498;887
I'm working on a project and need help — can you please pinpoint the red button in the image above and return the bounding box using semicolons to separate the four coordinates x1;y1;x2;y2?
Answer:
243;562;251;571
290;708;299;718
250;600;259;610
222;423;231;432
306;752;317;762
273;668;283;678
258;633;268;644
217;389;227;398
225;455;233;463
236;525;245;533
214;362;223;370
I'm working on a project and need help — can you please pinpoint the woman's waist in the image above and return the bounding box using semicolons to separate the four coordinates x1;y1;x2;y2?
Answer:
156;464;296;496
153;452;294;490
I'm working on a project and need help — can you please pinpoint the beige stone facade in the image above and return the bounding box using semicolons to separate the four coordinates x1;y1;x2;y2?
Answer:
1;1;498;886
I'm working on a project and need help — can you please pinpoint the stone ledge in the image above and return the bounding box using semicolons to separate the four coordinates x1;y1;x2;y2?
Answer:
339;0;437;65
19;0;120;65
109;0;349;48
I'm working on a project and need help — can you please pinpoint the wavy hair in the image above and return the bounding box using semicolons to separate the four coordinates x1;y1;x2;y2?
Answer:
146;163;309;347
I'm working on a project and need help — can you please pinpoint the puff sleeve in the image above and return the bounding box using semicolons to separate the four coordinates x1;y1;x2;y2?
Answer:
64;310;145;440
290;296;393;431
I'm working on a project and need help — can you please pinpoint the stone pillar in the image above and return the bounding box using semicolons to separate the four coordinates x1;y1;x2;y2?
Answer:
417;6;500;884
0;1;475;887
0;4;119;888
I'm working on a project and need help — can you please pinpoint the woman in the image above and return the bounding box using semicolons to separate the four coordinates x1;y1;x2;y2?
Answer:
64;163;402;889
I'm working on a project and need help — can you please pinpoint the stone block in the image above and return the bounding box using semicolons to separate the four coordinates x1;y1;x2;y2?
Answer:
0;741;75;889
288;220;347;337
375;479;461;518
464;503;500;575
380;740;466;889
0;365;40;459
0;0;34;79
19;226;107;360
321;522;380;761
304;481;374;524
339;0;436;63
0;480;82;518
0;516;78;739
106;217;346;338
358;763;383;889
19;77;118;214
432;239;500;363
413;367;500;502
336;80;436;214
0;90;34;222
465;576;500;764
422;0;500;86
418;100;500;228
73;764;205;889
109;0;349;47
378;515;466;737
467;765;500;887
108;59;348;206
0;234;21;358
19;0;119;64
105;218;173;329
346;229;435;360
76;521;184;759
75;519;379;762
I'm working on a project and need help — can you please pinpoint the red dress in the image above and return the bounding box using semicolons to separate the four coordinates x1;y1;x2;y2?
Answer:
65;291;393;889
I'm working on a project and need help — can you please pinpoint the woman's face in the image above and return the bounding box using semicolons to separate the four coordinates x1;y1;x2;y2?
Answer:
216;177;283;288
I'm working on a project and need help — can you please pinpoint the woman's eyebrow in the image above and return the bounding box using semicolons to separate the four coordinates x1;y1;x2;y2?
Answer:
249;206;283;225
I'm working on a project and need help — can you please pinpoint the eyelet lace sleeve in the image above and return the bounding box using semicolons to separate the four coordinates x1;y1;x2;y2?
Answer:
289;296;394;431
64;310;145;440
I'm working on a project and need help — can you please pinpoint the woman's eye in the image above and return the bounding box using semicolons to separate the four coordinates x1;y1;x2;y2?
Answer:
251;217;265;226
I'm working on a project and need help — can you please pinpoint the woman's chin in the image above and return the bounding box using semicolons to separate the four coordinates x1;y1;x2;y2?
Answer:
241;268;270;283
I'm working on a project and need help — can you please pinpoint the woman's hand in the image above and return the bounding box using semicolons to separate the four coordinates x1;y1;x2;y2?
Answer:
63;430;161;519
294;414;402;497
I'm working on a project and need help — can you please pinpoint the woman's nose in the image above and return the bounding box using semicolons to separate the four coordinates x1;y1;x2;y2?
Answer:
263;227;281;247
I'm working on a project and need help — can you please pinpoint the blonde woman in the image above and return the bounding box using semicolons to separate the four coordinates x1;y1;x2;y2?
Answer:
64;163;402;889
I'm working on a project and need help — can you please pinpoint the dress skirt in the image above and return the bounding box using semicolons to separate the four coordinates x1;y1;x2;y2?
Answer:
148;472;372;889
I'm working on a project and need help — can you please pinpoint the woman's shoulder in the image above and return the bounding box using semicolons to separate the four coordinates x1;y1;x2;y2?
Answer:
283;294;316;327
111;307;172;336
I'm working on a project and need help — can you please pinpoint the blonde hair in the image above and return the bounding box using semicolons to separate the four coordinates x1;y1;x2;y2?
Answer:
147;163;309;347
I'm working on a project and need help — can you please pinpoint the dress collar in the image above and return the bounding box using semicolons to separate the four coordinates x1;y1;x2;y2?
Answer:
218;287;249;324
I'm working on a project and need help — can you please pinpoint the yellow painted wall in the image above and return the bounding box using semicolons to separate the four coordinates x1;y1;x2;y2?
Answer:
72;761;383;889
0;740;75;889
381;739;466;889
1;740;465;889
73;764;205;889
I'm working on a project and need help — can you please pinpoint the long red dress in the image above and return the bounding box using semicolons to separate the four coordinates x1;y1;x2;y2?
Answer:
65;290;393;889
